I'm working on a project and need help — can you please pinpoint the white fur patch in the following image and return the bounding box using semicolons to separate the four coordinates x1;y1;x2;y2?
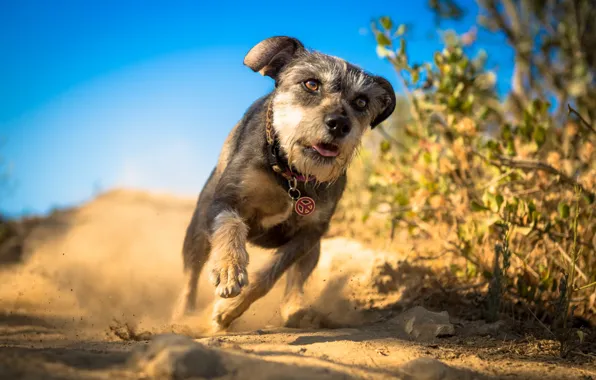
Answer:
272;92;304;150
349;70;368;91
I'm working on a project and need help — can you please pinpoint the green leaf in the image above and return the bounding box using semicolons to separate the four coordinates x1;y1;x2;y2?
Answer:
453;82;465;97
362;212;370;223
531;98;550;115
380;140;391;153
478;106;490;120
558;202;570;218
505;200;518;215
376;45;394;59
506;140;516;156
501;123;513;141
495;194;504;209
486;140;500;152
485;193;499;212
375;32;391;47
411;69;419;84
458;57;469;70
379;16;393;31
515;226;532;236
471;200;489;212
577;330;585;344
528;201;536;215
396;24;406;36
533;125;546;146
398;38;406;56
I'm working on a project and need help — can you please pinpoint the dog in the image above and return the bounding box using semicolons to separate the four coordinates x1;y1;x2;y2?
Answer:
173;36;396;330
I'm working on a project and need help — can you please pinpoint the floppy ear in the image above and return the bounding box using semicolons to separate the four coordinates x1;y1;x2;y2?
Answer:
243;36;305;80
370;76;396;129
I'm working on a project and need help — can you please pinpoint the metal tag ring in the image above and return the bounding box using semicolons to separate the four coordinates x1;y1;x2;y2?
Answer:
288;188;301;200
288;177;298;190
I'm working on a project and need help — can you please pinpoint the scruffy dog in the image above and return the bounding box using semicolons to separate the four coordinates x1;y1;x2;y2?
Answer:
173;36;396;330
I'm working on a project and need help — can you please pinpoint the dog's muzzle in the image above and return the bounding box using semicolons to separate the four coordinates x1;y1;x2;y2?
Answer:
324;113;351;139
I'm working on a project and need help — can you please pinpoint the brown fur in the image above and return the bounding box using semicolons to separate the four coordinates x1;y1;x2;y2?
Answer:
208;210;249;298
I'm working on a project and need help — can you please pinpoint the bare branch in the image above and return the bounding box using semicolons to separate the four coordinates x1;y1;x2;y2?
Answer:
474;151;595;199
567;104;596;135
375;125;407;151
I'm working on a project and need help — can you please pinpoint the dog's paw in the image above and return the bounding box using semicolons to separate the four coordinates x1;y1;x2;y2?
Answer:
210;262;248;298
211;311;232;332
210;315;228;333
211;298;241;330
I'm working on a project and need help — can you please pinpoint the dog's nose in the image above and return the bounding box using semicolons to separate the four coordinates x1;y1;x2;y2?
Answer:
324;114;351;138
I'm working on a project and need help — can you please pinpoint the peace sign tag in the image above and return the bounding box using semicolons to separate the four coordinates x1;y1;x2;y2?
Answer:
294;197;316;216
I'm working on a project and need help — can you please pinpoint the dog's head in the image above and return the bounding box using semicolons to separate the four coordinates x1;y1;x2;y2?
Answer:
244;36;396;183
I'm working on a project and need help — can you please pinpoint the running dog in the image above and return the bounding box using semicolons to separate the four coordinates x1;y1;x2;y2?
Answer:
173;36;396;330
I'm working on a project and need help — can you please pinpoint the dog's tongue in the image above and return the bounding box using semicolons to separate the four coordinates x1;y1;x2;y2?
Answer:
313;143;339;157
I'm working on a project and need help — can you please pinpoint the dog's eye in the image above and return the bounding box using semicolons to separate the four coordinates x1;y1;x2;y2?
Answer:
303;79;320;92
353;97;368;110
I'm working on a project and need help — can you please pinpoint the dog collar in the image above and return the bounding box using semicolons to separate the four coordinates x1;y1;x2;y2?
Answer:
265;98;316;183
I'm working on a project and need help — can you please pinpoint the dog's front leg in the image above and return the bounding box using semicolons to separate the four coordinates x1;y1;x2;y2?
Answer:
280;242;321;327
207;205;250;299
212;226;325;330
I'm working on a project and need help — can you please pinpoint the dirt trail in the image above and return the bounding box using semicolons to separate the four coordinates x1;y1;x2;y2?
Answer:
0;189;594;379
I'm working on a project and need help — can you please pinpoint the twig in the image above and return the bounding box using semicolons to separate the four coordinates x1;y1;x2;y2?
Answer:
509;187;542;197
510;250;541;280
524;302;556;338
481;169;515;190
412;249;451;261
448;282;487;292
375;125;407;151
388;66;425;131
571;350;596;359
567;104;596;135
552;240;588;282
378;205;438;215
575;281;596;292
548;230;594;250
565;187;583;331
507;219;596;251
473;150;595;199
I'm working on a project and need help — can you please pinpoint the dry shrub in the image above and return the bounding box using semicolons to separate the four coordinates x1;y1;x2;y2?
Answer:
331;17;596;354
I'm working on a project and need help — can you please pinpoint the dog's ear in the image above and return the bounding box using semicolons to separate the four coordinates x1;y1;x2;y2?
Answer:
244;36;305;80
370;76;396;129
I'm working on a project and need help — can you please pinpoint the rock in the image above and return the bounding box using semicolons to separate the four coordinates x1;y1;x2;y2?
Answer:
390;306;455;341
128;334;227;379
397;358;484;380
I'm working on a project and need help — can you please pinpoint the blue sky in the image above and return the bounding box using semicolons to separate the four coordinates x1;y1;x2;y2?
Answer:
0;0;513;217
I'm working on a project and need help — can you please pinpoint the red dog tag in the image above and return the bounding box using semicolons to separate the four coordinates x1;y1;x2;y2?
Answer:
295;197;316;216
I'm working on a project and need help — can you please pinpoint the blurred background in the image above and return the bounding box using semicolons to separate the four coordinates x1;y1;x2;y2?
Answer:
0;0;595;361
0;0;513;217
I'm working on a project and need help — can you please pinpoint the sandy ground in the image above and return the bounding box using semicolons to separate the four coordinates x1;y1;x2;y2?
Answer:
1;189;595;379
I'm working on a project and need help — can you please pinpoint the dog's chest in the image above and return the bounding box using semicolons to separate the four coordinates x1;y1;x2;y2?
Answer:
259;201;293;228
239;169;294;228
239;170;328;230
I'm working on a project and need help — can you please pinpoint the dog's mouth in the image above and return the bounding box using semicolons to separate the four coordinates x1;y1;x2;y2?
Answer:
311;142;340;157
